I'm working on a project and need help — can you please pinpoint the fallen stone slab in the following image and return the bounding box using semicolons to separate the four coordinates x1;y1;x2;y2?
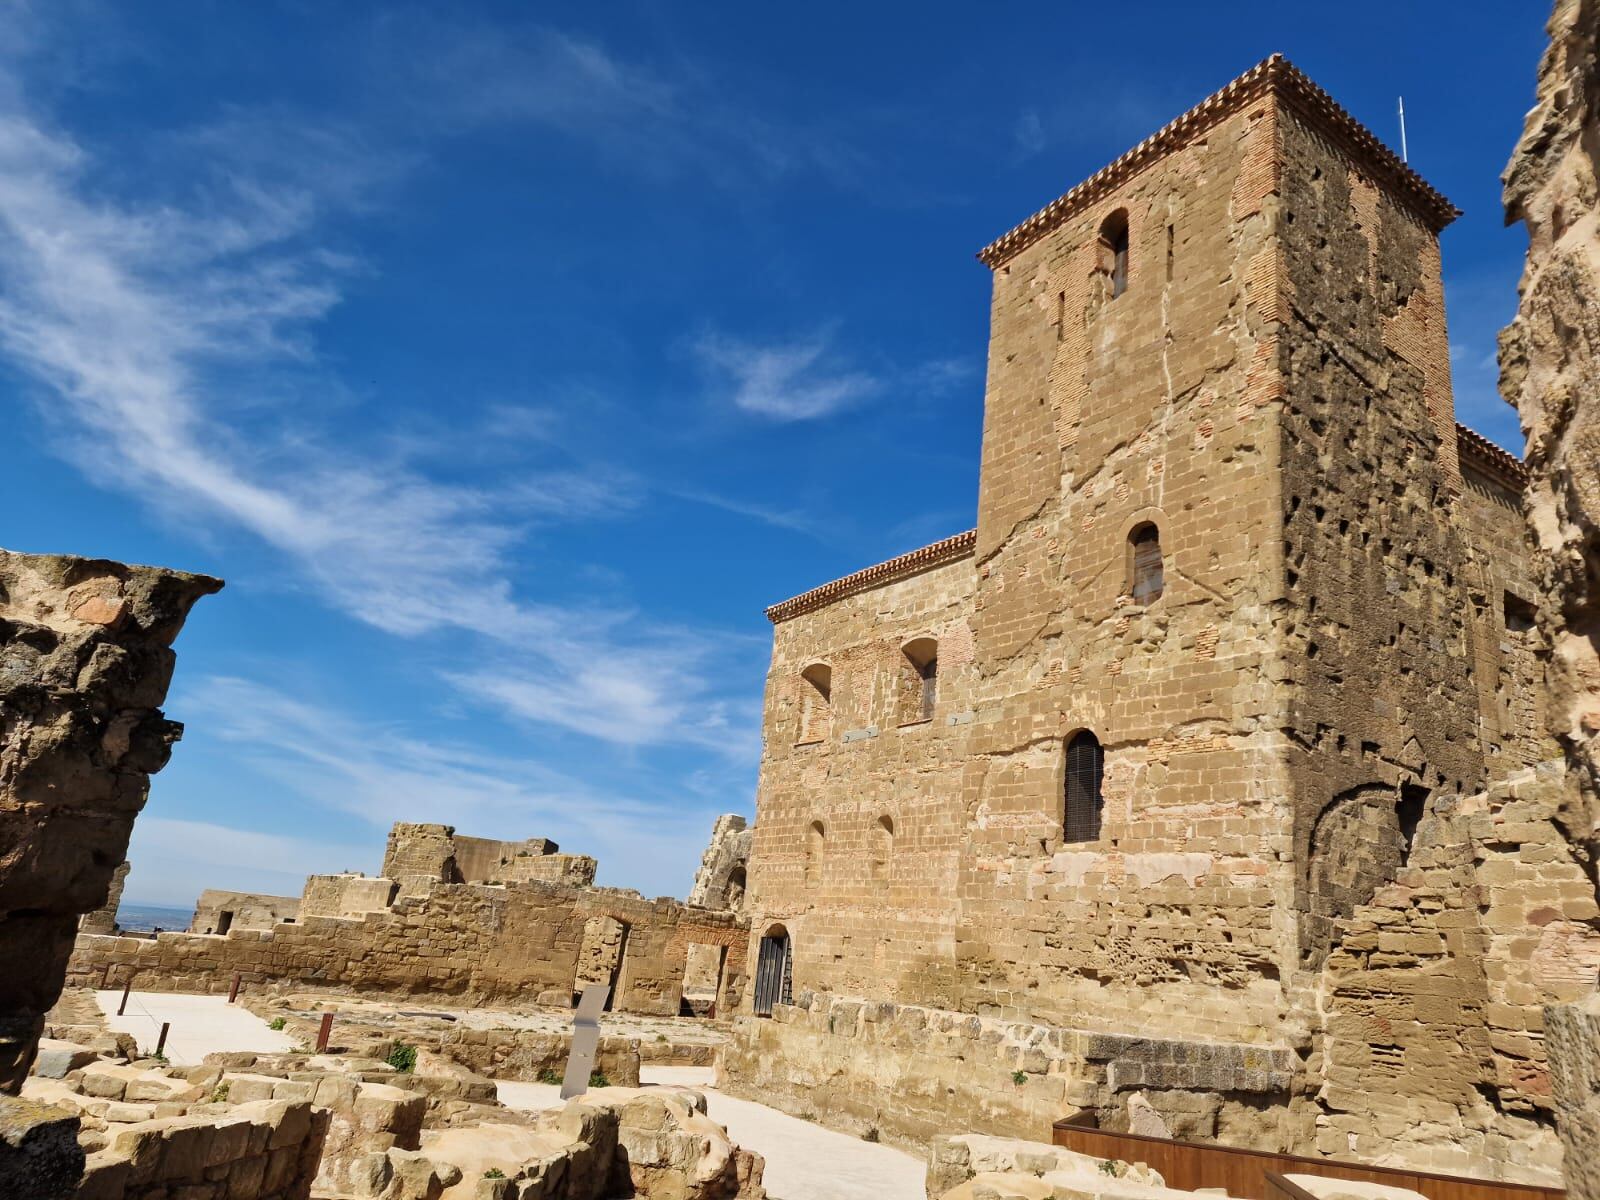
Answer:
30;1038;102;1080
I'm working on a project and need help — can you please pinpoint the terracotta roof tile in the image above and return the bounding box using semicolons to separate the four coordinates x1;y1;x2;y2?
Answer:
765;530;976;624
977;54;1459;269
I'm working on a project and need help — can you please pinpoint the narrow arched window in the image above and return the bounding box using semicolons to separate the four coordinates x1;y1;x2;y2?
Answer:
872;815;894;881
1129;523;1164;604
806;819;826;884
1099;210;1130;298
900;638;938;723
1064;732;1104;843
799;663;832;743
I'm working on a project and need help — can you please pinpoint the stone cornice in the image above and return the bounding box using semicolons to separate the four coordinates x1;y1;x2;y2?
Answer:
765;530;976;624
977;54;1460;269
1457;422;1528;490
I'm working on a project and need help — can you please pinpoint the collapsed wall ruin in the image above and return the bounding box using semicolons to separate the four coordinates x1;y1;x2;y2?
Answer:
1500;1;1600;1195
71;820;749;1019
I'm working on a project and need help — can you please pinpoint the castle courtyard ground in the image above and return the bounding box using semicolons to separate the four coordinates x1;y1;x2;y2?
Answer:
93;990;924;1200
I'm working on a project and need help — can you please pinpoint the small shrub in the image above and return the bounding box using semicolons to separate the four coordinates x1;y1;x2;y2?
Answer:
656;1034;667;1043
862;1126;879;1143
268;1017;287;1031
484;1167;506;1180
536;1068;561;1086
588;1070;610;1088
1099;1159;1124;1177
386;1041;418;1073
1011;1070;1027;1086
209;1082;231;1103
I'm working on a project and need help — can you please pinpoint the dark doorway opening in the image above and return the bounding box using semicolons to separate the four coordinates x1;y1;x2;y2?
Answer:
753;927;791;1017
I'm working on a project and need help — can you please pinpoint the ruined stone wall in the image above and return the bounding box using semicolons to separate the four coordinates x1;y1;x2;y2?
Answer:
0;549;219;1092
743;550;975;1005
1458;449;1556;779
719;994;1295;1154
952;94;1297;1043
79;863;130;937
1273;101;1494;981
75;1098;327;1200
298;873;394;919
688;815;752;912
1500;4;1600;1195
1313;764;1595;1183
188;889;299;935
67;879;748;1018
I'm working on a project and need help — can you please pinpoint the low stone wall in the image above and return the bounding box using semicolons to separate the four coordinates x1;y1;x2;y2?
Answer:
432;1028;643;1087
75;1098;326;1200
718;992;1295;1153
68;879;748;1018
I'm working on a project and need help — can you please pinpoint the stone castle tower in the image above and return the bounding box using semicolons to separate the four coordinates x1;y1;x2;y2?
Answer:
731;56;1569;1172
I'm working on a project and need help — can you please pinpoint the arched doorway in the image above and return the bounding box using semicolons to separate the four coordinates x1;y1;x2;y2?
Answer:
753;923;791;1017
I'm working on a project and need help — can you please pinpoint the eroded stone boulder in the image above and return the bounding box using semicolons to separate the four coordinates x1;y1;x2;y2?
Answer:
0;549;220;1091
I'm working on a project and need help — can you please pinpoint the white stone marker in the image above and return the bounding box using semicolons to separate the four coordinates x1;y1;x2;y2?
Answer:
560;984;610;1100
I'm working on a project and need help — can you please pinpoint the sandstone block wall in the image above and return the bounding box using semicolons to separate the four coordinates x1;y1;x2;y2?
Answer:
75;1098;327;1200
297;874;395;919
719;994;1295;1154
733;56;1569;1183
688;815;751;912
381;822;598;896
69;877;748;1018
0;549;219;1092
79;864;130;938
1500;3;1600;1195
189;890;299;936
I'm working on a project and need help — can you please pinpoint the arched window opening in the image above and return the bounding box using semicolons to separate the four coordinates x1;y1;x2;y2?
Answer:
872;814;894;881
1064;732;1105;843
724;865;747;912
1128;523;1164;604
900;638;938;723
805;820;826;884
1099;210;1130;299
798;663;832;743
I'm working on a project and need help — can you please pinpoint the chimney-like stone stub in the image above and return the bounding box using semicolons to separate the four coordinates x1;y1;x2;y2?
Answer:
0;548;220;1092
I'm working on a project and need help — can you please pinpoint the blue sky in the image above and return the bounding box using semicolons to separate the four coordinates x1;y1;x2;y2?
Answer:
0;2;1546;906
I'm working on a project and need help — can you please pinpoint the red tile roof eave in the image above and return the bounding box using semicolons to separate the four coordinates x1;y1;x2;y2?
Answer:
975;54;1460;270
1457;422;1528;489
764;530;977;624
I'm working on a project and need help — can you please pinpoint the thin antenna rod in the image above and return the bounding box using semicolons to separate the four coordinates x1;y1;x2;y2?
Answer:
1398;96;1409;163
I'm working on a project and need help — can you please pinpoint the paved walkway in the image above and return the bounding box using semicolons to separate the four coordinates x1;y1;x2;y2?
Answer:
499;1066;925;1200
94;991;296;1065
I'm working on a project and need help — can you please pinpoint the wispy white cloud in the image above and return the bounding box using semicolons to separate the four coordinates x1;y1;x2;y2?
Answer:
694;330;882;421
170;677;741;898
124;817;377;907
0;66;752;752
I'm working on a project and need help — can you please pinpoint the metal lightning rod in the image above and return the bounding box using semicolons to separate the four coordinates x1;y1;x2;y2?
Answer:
1398;96;1409;163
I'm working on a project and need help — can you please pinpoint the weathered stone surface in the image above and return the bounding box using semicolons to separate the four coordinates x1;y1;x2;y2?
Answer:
573;1086;765;1200
1499;5;1600;1196
1546;993;1600;1199
688;815;751;912
925;1133;1162;1200
0;1094;83;1200
69;817;745;1020
0;548;219;1092
720;48;1577;1186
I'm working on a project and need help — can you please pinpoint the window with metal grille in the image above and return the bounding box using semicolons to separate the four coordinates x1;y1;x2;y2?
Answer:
1129;523;1163;604
1100;210;1129;299
1064;732;1104;843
